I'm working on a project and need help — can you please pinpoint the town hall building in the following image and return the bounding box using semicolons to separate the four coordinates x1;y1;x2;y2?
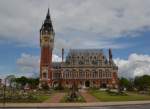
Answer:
39;9;118;89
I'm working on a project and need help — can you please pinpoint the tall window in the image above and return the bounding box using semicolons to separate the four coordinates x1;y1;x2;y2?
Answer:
105;69;109;78
99;69;102;78
43;72;47;79
79;69;82;79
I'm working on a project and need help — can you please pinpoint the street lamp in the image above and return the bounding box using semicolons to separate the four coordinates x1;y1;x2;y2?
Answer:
3;78;6;106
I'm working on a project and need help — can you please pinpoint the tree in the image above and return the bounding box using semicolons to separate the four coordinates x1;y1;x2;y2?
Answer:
28;78;39;89
14;76;39;89
134;75;150;91
5;75;16;88
119;77;133;91
14;76;28;89
4;75;16;99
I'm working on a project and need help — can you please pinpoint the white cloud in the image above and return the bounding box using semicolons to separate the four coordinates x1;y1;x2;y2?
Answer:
115;53;150;78
52;54;62;62
16;53;61;77
7;53;150;78
16;53;40;77
0;0;150;48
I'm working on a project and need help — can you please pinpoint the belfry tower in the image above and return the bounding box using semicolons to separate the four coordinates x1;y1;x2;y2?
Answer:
40;8;55;87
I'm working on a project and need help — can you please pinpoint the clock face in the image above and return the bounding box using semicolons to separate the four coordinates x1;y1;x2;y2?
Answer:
41;35;48;43
40;34;54;47
42;38;48;43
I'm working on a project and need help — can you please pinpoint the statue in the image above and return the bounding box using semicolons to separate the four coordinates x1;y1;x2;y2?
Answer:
68;81;79;101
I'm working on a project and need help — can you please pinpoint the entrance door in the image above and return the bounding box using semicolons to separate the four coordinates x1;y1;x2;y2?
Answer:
85;81;90;87
101;83;107;88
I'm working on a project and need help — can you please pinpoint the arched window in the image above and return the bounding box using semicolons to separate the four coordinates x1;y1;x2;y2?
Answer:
85;70;89;79
105;69;109;78
43;72;47;79
82;56;84;59
99;69;102;78
79;69;82;79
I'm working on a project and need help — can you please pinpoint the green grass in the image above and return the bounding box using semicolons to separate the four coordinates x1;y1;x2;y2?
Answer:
34;95;50;102
90;90;150;102
0;90;52;103
0;95;50;103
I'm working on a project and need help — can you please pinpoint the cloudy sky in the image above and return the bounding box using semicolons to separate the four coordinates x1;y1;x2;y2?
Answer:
0;0;150;78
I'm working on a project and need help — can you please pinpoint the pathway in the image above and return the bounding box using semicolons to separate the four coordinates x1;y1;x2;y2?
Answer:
80;90;98;102
44;92;65;103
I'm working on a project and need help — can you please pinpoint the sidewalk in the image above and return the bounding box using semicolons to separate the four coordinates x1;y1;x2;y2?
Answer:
44;92;65;103
1;101;150;108
80;91;98;102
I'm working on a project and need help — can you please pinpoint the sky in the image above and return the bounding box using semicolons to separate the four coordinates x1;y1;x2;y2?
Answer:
0;0;150;78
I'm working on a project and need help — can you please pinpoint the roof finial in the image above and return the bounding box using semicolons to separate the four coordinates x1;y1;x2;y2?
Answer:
109;48;112;60
46;8;50;19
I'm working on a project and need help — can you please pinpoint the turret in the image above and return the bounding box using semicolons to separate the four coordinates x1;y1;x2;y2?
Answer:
40;8;54;34
40;8;55;49
40;8;55;87
109;48;113;64
62;48;64;62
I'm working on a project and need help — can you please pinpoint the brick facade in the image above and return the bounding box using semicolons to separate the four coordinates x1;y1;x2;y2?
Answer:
40;9;118;89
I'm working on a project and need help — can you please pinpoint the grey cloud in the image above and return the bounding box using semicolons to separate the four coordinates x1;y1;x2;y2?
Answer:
0;0;150;48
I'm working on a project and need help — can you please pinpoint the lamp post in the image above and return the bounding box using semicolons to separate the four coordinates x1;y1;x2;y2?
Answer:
3;78;6;106
70;71;78;100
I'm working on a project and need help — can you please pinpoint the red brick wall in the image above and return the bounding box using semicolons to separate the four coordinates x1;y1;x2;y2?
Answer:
40;46;53;85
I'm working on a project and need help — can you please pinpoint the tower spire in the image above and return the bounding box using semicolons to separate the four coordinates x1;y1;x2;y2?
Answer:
40;8;54;33
46;8;50;19
109;48;113;64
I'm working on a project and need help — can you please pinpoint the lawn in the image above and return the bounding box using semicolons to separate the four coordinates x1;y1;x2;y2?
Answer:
90;90;150;102
0;90;52;103
0;95;50;103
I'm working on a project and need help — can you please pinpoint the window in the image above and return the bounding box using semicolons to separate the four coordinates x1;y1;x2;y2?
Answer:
43;72;47;79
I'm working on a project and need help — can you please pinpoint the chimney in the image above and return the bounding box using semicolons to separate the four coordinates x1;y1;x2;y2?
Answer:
62;48;64;62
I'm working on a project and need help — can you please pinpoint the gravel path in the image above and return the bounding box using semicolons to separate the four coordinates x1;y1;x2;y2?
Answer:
44;92;65;103
80;91;98;102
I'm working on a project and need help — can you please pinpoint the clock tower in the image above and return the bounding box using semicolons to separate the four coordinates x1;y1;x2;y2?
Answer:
40;8;54;87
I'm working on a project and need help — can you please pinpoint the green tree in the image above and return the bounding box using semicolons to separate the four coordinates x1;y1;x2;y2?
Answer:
28;78;39;89
119;77;133;91
14;76;28;89
5;75;16;88
134;75;150;91
5;75;16;99
14;76;39;89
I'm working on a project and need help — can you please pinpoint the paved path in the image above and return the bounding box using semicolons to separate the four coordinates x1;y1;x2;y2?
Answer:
44;92;65;103
80;91;98;102
1;104;150;109
1;101;150;108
